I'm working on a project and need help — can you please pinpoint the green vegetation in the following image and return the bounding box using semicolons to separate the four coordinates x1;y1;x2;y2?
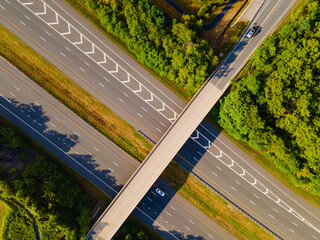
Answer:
213;0;320;200
0;125;91;239
0;200;9;239
72;0;218;95
0;119;158;239
0;23;152;162
0;198;36;240
172;0;227;17
161;162;274;240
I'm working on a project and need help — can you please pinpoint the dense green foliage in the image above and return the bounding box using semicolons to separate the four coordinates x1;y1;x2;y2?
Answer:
1;198;36;240
83;0;218;95
215;0;320;196
0;125;91;239
14;156;91;239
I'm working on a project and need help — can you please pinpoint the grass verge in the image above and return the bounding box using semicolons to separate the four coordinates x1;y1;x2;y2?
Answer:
161;162;275;240
0;198;36;240
0;23;152;162
64;0;191;102
0;200;9;240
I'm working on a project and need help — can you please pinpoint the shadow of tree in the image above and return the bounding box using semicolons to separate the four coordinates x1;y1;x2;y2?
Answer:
1;97;121;198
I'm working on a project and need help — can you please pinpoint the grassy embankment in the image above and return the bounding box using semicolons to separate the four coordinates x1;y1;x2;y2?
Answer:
0;198;36;240
0;24;152;162
0;6;274;240
0;200;9;240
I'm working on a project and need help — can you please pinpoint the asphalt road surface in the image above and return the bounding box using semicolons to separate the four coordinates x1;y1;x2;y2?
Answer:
0;56;235;240
1;0;320;240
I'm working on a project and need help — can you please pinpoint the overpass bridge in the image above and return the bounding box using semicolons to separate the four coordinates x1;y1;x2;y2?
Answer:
85;0;297;239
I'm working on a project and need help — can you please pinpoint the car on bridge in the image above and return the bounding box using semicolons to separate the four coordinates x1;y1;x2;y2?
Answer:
247;26;259;38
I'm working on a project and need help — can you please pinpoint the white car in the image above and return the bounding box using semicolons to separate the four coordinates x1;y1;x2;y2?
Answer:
155;188;165;197
247;26;258;38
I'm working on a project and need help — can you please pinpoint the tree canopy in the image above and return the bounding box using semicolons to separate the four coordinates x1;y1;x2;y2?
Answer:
83;0;218;95
214;0;320;196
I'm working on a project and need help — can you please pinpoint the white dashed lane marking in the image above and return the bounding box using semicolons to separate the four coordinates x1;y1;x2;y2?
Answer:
99;82;104;87
188;220;195;225
170;206;176;210
40;36;46;42
216;166;222;171
141;107;147;112
93;147;99;152
20;20;26;26
14;86;21;91
84;62;90;66
80;67;85;72
250;200;255;205
166;211;171;216
273;208;278;213
156;128;162;133
9;92;15;97
104;77;110;82
208;234;214;239
45;31;51;36
118;98;124;103
269;214;275;219
185;226;190;231
231;186;236;191
112;161;118;167
25;15;30;20
212;171;217;176
160;122;166;127
49;122;56;128
65;46;71;51
123;92;128;97
137;113;143;118
292;222;298;227
147;197;152;202
0;5;5;10
235;180;241;185
55;117;60;122
289;228;295;233
60;52;65;57
254;194;259;199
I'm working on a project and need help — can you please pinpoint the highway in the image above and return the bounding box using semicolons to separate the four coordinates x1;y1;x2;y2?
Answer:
0;56;235;240
1;0;320;239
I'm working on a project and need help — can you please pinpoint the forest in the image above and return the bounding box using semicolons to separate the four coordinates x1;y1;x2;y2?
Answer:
82;0;219;95
0;125;91;239
214;0;320;197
